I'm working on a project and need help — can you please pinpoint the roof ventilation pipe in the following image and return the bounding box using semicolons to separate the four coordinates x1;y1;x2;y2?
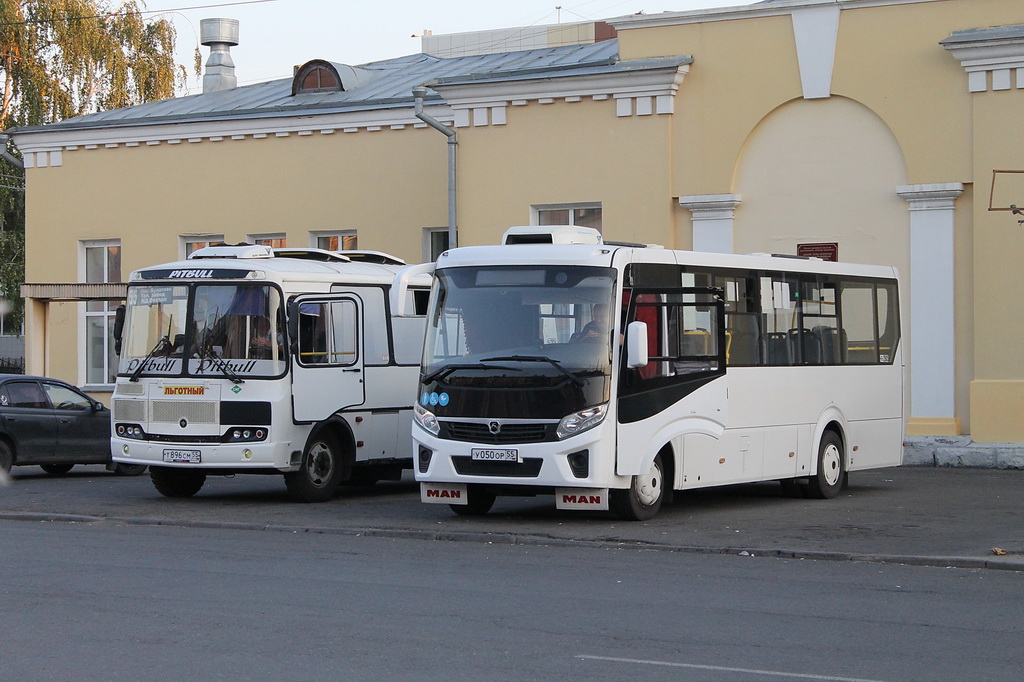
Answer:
201;18;240;93
412;86;457;249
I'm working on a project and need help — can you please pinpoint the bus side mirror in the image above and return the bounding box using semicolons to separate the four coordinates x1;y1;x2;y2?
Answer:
113;305;126;355
626;321;648;368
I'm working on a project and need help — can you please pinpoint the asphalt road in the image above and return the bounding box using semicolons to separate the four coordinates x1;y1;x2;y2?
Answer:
1;464;1022;570
3;520;1022;681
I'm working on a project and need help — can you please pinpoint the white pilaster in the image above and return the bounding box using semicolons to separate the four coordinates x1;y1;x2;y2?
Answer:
678;194;741;253
897;182;963;424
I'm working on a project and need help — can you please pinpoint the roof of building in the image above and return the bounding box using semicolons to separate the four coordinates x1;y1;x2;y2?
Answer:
11;39;688;135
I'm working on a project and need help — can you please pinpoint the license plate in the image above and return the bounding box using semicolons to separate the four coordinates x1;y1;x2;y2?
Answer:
471;448;520;462
162;449;201;463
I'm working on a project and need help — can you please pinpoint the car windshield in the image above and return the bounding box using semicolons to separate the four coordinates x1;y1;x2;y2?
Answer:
422;266;616;389
119;283;286;379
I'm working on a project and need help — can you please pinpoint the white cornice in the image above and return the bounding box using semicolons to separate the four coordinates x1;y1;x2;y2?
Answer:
11;106;451;154
941;27;1024;93
608;0;944;29
433;64;689;125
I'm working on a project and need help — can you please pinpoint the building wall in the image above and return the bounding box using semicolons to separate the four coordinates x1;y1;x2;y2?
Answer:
455;98;675;247
23;122;449;392
16;0;1024;442
612;0;1021;440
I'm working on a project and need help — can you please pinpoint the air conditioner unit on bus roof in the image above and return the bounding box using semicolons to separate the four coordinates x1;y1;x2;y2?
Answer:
501;225;603;245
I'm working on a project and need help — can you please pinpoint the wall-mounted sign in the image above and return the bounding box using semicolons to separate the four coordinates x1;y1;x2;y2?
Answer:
797;242;838;262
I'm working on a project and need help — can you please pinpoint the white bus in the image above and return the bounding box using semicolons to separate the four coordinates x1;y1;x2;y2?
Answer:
111;243;431;502
413;227;903;520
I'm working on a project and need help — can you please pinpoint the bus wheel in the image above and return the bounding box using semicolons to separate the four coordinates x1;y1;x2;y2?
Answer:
285;433;344;503
150;467;206;498
113;463;148;476
611;453;665;521
450;485;496;516
806;431;844;499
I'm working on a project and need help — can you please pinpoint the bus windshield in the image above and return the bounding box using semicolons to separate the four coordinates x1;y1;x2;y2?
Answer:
422;266;616;391
120;283;286;379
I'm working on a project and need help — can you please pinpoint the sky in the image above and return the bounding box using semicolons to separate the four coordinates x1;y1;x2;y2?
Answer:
141;0;759;94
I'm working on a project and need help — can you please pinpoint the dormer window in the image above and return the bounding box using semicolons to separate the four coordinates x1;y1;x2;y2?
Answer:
292;60;343;95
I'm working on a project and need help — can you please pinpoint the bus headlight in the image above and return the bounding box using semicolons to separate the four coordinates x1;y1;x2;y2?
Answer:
414;404;440;436
557;403;607;440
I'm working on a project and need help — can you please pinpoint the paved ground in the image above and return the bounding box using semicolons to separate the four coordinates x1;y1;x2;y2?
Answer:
1;465;1022;571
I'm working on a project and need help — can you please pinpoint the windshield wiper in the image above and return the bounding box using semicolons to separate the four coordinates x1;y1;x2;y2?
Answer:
422;362;520;384
482;355;586;388
129;335;172;382
196;341;244;384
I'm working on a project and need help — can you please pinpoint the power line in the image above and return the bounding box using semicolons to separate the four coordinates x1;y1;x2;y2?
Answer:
0;0;280;28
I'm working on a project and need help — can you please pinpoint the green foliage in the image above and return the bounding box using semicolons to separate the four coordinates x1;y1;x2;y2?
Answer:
0;1;187;334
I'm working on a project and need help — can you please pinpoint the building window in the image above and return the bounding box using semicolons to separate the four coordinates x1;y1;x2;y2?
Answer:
423;228;449;262
182;235;224;259
83;240;121;386
249;233;287;249
534;203;603;232
292;61;343;95
310;231;357;252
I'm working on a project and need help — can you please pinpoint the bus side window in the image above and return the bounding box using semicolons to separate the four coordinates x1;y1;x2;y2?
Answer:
298;303;329;364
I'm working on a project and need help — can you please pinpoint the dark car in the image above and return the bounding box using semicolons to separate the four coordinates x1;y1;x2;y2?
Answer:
0;374;145;476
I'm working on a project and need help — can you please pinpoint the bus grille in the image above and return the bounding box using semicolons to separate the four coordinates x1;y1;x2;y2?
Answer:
443;422;553;444
113;399;147;422
150;400;219;424
451;457;544;477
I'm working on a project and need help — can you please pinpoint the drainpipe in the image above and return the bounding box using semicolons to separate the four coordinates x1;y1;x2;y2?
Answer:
412;86;457;249
0;133;24;170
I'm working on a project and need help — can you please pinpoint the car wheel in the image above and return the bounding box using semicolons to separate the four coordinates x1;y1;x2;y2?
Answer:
41;463;75;475
284;432;345;502
0;441;14;473
610;453;665;521
150;467;206;498
113;463;148;476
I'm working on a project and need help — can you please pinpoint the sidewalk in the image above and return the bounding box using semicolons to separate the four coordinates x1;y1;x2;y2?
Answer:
1;465;1022;571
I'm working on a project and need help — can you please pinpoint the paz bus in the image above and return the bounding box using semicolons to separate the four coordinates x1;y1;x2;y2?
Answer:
412;227;903;520
111;244;430;502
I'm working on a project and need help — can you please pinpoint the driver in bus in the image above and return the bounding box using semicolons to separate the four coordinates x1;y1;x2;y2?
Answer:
572;303;609;342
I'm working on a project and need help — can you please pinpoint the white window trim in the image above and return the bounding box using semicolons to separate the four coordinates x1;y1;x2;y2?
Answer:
248;233;287;247
531;202;603;232
422;227;449;263
180;234;224;260
308;230;357;251
79;239;121;389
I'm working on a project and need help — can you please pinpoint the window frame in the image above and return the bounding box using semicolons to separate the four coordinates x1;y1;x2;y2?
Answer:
531;202;603;233
308;230;357;252
81;239;121;389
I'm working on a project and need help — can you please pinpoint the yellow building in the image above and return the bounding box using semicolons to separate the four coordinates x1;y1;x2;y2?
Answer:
7;0;1024;460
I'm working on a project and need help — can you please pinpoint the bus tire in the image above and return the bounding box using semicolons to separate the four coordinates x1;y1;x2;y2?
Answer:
113;463;148;476
41;463;75;475
611;453;665;521
449;485;496;516
285;431;344;503
150;467;206;498
806;431;844;499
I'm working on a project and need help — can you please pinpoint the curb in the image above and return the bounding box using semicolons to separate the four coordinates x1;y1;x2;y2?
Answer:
3;511;1021;572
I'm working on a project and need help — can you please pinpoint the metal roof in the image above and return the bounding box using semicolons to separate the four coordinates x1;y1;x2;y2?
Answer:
9;39;688;134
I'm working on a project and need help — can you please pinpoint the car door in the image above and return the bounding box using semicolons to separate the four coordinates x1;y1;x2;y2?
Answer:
43;382;110;464
0;380;58;463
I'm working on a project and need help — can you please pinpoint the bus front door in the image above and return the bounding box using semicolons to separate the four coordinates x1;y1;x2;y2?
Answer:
289;295;366;421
